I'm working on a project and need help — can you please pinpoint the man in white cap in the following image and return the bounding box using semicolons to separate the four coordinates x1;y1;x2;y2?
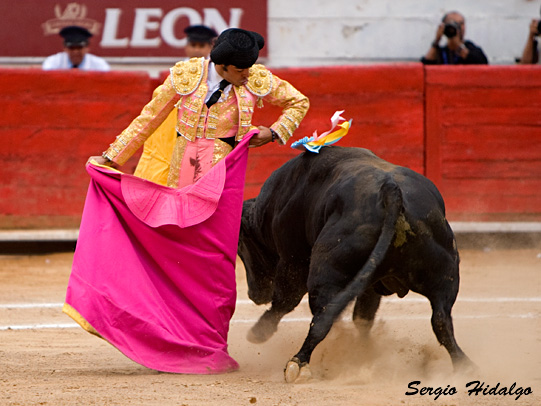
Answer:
42;25;110;71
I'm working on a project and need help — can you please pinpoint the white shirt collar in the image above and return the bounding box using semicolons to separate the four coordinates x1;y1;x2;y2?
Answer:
207;62;221;86
206;62;232;103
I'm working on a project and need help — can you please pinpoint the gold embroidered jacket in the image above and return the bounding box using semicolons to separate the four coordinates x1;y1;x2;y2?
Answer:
103;58;310;169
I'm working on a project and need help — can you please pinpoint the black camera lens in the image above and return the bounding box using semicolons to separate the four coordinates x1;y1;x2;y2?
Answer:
444;22;459;38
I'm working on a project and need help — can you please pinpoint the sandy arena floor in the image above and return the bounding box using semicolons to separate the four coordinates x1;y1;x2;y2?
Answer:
0;240;540;405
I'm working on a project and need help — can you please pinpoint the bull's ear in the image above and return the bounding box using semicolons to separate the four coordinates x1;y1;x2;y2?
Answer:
243;198;256;208
241;210;250;226
241;199;253;229
242;199;255;219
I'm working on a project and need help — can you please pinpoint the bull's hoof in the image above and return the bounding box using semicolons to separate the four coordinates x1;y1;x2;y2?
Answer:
454;356;479;376
284;359;300;383
246;328;266;343
353;318;374;339
284;358;312;383
246;322;276;344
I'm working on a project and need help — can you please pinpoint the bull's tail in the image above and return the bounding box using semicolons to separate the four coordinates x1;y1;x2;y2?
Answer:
317;177;403;331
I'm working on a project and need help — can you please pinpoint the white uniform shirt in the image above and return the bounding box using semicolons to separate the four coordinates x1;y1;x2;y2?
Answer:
42;52;110;71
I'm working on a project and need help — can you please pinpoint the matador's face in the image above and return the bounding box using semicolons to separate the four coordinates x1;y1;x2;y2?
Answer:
218;65;251;87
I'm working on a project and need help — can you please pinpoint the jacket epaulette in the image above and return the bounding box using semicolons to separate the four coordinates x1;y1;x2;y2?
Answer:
246;64;273;97
170;58;205;95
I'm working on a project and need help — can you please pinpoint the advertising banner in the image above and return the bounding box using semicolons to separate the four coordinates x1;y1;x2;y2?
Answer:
0;1;267;61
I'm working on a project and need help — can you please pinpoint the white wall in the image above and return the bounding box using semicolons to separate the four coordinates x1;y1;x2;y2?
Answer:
8;0;535;74
267;0;540;66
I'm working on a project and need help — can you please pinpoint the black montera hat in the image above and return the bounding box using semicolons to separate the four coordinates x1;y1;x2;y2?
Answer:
184;25;218;44
210;28;265;69
60;26;92;47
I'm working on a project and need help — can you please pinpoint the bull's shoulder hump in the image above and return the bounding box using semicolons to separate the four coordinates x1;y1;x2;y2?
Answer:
319;146;382;163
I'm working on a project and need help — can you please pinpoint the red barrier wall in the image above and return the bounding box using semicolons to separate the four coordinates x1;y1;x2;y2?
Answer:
245;64;425;198
0;68;153;228
425;66;541;221
1;65;540;229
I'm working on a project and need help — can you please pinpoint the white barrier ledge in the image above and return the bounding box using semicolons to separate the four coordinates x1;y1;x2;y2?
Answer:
0;229;79;241
450;222;541;233
0;223;540;242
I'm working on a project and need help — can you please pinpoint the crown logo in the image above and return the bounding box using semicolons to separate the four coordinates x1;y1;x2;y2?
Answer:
42;3;100;36
54;3;87;20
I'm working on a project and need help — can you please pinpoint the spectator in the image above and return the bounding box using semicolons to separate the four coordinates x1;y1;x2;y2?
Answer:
421;11;488;65
184;25;218;58
519;17;540;64
42;26;110;71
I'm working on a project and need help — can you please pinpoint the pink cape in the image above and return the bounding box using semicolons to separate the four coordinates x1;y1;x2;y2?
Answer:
65;132;256;374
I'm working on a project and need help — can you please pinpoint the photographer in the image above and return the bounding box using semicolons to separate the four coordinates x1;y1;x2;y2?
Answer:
421;11;488;65
519;17;540;64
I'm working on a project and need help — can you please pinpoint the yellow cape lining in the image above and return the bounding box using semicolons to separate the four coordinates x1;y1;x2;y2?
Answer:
62;303;103;339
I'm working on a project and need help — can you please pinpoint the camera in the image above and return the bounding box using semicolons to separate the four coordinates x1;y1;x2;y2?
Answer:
444;21;460;38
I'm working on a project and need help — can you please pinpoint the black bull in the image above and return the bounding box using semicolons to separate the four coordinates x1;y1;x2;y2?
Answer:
238;146;474;383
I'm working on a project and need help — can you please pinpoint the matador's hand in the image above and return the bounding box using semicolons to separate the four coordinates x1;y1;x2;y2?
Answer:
87;155;112;166
249;126;273;148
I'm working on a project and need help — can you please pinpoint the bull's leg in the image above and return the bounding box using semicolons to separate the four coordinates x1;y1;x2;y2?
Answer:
429;298;474;371
352;288;381;337
247;260;308;344
416;238;476;372
284;290;351;383
285;233;376;383
283;290;380;382
285;316;329;381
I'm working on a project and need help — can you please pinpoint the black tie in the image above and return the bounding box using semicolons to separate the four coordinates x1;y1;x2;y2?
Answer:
206;79;229;108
